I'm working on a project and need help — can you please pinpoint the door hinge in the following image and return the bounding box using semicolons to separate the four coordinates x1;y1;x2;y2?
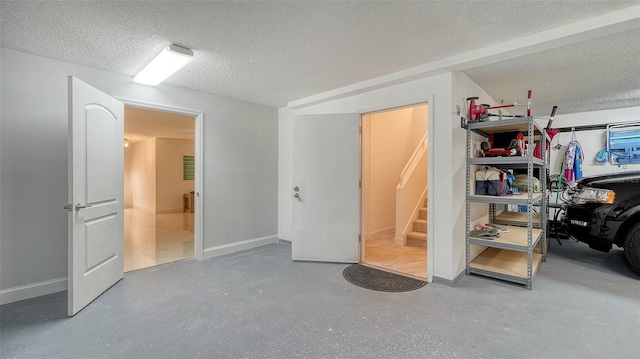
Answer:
359;180;362;188
359;126;362;134
358;235;361;243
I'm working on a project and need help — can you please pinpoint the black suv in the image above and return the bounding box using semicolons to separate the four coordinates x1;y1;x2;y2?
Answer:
561;171;640;275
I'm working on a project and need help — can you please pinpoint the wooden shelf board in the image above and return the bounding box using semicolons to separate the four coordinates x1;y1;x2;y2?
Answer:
470;248;542;279
469;157;545;167
469;227;542;250
494;211;541;227
467;117;544;135
469;193;543;205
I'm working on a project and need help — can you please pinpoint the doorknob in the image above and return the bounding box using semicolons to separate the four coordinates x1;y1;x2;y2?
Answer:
293;193;300;199
293;186;299;192
75;203;93;211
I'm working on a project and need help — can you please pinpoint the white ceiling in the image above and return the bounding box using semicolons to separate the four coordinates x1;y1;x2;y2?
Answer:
464;27;640;116
1;1;639;116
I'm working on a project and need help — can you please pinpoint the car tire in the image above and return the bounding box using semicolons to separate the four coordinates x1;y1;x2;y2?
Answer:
623;222;640;275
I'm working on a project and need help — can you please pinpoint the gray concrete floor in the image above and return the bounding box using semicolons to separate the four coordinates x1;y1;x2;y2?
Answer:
1;239;639;359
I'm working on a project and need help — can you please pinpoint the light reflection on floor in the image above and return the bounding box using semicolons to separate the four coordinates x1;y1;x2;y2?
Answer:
124;208;194;272
363;228;427;279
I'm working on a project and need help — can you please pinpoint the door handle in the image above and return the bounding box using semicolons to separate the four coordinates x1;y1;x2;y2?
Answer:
75;203;93;211
293;193;300;199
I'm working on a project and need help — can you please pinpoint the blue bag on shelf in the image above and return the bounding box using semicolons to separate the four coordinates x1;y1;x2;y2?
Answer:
475;167;510;196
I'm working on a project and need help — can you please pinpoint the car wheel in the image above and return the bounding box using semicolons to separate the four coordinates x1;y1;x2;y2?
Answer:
623;222;640;275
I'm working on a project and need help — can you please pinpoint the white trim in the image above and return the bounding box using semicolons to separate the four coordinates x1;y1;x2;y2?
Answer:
120;98;202;117
433;269;466;286
0;277;67;305
155;208;185;214
119;99;205;262
288;6;640;109
132;205;156;213
355;94;432;116
426;95;435;284
194;113;204;260
366;225;395;237
203;235;278;259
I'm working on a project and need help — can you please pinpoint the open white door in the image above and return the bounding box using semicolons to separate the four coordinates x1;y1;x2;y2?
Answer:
67;77;124;316
292;114;360;262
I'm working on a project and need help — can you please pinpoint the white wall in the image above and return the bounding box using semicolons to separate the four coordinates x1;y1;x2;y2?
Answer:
551;106;640;129
126;139;157;212
156;138;195;213
0;48;278;299
124;138;195;214
278;73;456;280
452;72;505;268
548;107;640;181
124;146;134;208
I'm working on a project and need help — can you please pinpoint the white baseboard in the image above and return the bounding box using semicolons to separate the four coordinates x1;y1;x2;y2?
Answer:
133;205;156;213
0;277;67;305
433;270;466;286
156;208;184;214
1;236;278;305
367;225;395;237
203;235;278;259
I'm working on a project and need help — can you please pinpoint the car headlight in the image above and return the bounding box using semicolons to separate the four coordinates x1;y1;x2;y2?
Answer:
572;187;615;204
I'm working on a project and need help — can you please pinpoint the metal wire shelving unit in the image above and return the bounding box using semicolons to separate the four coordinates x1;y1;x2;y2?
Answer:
465;116;548;289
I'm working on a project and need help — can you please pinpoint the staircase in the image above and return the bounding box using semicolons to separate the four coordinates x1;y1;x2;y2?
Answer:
406;198;427;247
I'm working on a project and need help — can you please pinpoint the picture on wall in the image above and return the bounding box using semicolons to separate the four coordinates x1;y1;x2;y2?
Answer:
183;155;195;180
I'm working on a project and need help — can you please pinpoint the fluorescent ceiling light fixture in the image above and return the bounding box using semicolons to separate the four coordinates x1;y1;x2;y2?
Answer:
133;44;194;86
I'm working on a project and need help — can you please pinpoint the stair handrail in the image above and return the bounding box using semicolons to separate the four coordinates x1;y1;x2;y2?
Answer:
398;131;428;188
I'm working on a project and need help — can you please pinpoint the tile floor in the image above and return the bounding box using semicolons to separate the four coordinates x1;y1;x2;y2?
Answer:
363;228;427;279
124;208;194;272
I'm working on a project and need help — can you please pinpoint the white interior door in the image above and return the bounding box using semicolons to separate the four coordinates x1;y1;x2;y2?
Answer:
292;113;360;262
67;77;124;316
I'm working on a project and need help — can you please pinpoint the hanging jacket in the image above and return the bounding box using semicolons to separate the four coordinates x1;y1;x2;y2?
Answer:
574;142;583;179
563;140;584;181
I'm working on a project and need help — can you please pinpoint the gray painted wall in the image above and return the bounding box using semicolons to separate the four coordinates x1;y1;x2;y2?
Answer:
0;48;278;292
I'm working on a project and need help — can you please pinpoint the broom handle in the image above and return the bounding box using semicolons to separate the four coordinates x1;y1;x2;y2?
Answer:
546;106;557;130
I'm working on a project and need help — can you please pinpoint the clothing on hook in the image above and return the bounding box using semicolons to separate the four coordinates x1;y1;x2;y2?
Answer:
563;139;584;181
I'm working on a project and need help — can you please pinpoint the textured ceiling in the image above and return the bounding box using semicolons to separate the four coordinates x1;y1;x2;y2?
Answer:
464;28;640;117
1;0;638;112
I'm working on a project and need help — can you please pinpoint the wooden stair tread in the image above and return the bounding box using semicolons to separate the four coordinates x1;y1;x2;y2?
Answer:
406;231;426;239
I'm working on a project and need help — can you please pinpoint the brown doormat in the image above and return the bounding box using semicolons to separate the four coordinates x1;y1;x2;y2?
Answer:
342;264;427;292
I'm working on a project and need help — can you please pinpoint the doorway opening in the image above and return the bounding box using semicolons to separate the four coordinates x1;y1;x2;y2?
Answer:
360;104;428;279
123;106;196;272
